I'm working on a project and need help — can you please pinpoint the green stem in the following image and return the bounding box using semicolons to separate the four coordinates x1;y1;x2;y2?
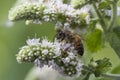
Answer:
108;2;117;32
101;73;120;79
74;1;90;9
93;3;107;32
83;72;91;80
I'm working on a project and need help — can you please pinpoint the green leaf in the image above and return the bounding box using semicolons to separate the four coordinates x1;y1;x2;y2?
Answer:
89;58;112;77
111;65;120;74
85;29;104;52
98;1;111;10
106;27;120;58
95;58;112;73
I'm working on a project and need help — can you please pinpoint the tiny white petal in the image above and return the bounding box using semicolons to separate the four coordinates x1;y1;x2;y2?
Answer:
41;38;53;48
64;22;70;29
42;49;48;55
26;38;40;46
65;57;70;63
55;21;63;30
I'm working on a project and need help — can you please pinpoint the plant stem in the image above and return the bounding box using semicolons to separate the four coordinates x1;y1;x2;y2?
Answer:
74;1;90;9
93;3;107;32
108;2;117;32
101;73;120;79
83;72;91;80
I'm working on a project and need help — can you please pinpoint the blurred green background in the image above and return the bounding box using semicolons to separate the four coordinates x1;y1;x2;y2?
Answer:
0;0;120;80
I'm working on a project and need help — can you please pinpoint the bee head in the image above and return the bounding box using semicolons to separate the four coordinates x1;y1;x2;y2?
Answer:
56;29;65;40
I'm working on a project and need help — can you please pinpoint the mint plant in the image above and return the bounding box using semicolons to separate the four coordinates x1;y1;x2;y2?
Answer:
8;0;120;80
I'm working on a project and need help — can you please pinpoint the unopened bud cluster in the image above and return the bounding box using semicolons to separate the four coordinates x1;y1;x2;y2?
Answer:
16;38;82;76
82;58;112;77
8;0;90;28
8;3;44;21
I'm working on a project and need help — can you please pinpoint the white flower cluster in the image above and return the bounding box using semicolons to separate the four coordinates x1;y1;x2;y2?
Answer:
8;0;90;28
16;38;83;76
8;2;44;21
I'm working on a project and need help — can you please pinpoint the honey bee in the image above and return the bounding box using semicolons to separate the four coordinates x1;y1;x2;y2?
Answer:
55;29;84;56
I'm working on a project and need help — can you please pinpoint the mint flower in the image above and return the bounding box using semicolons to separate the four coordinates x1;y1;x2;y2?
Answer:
8;0;90;28
8;3;45;21
16;38;83;76
8;0;117;79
